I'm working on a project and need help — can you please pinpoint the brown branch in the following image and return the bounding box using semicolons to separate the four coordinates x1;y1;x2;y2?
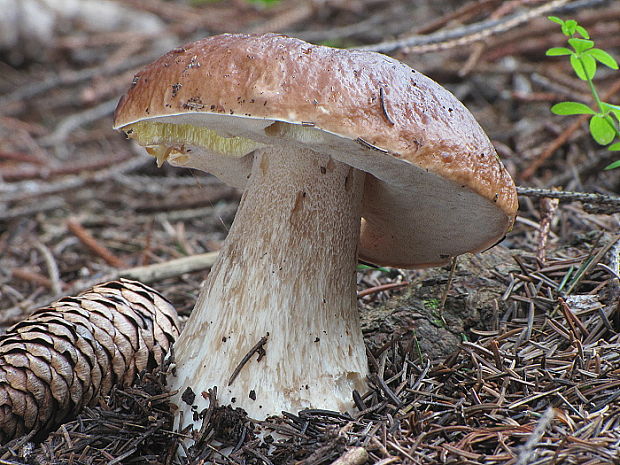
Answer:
357;281;409;298
358;0;588;54
329;447;369;465
228;335;269;386
415;0;498;35
0;49;167;109
249;3;313;34
0;149;47;166
536;196;560;265
0;155;147;202
134;186;240;213
120;252;219;283
0;198;65;221
516;186;620;214
1;252;219;327
1;153;131;182
66;218;128;269
11;269;55;290
118;0;243;32
0;116;48;136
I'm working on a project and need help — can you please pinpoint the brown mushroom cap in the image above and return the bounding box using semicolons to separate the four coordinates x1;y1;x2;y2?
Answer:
114;33;517;268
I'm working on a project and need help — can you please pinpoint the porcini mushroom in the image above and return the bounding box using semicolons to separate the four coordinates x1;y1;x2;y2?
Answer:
113;33;517;430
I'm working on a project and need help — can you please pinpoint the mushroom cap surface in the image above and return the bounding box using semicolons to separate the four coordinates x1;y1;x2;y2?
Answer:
114;33;517;268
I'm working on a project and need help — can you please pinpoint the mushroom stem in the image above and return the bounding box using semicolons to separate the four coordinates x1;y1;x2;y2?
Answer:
169;145;368;426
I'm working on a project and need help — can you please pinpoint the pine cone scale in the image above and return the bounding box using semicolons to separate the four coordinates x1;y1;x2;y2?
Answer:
0;279;179;443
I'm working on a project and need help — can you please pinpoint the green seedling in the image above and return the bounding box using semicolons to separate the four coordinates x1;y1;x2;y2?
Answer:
423;298;440;310
430;310;447;328
431;316;446;328
410;329;425;363
357;263;392;273
546;17;620;170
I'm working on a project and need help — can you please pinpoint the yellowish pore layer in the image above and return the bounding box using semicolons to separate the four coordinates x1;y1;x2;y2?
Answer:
123;121;264;166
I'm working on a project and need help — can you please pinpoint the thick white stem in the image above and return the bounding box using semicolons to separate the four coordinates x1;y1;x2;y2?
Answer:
169;145;368;429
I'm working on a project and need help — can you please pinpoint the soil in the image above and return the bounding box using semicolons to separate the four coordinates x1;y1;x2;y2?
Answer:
362;247;517;359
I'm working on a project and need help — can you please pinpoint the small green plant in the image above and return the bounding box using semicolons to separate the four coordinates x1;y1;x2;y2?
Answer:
423;298;440;310
245;0;281;5
410;329;425;363
357;263;392;273
430;311;447;328
546;17;620;170
188;0;224;6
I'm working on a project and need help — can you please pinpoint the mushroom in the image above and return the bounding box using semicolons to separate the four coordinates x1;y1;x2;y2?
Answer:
113;33;517;430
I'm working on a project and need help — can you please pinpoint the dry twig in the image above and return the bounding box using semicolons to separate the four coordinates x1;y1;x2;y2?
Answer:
66;218;128;269
358;0;606;54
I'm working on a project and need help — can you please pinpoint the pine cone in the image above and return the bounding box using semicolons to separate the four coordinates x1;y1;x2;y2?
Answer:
0;279;179;443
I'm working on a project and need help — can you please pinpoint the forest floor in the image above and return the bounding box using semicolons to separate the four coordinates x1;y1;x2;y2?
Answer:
0;0;619;464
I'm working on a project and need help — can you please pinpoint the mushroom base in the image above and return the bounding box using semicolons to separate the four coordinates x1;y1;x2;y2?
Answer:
169;145;369;429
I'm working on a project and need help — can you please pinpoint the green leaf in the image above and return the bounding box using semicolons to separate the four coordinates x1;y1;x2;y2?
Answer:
356;264;391;273
601;103;620;126
575;25;590;39
589;115;616;145
582;54;597;79
568;38;594;53
551;102;596;115
548;16;564;25
608;111;620;127
546;47;573;56
562;20;578;36
571;54;596;80
604;160;620;170
587;48;619;69
609;142;620;151
570;54;584;79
